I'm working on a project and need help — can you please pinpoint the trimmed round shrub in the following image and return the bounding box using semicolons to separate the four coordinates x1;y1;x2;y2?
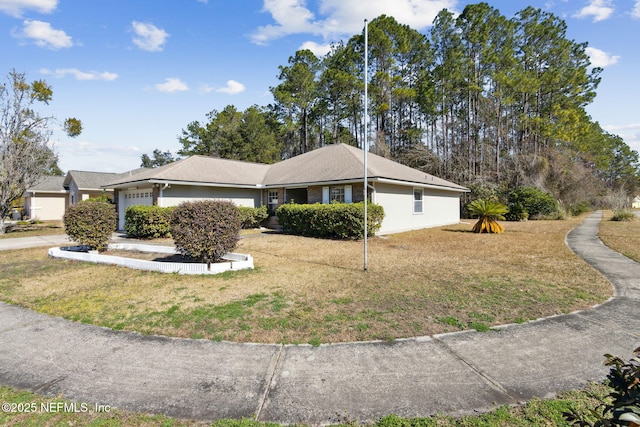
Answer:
170;200;241;267
508;187;557;219
238;205;269;229
125;205;174;238
63;201;117;251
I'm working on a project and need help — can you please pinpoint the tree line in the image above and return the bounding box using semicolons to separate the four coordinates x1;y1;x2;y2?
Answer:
145;3;640;208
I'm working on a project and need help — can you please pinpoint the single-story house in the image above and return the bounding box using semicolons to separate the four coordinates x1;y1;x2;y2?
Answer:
23;176;68;221
632;196;640;209
104;143;469;234
63;170;121;206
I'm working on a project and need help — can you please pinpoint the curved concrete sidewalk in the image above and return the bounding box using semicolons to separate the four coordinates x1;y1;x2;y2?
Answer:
0;211;638;424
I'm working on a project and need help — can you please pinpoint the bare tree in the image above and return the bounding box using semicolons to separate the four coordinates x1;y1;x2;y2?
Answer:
0;70;81;233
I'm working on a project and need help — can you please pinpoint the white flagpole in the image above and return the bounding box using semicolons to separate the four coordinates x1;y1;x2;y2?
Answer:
364;19;368;272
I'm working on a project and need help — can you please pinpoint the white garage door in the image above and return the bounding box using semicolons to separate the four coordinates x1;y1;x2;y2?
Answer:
118;189;154;229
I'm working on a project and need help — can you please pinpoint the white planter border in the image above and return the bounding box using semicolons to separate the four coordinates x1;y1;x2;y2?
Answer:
48;243;253;275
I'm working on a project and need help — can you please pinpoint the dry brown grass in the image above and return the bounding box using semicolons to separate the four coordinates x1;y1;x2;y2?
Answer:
598;210;640;262
0;221;64;239
0;216;612;344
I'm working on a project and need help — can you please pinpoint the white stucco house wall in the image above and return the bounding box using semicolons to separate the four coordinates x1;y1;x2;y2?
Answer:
23;176;68;221
104;144;469;234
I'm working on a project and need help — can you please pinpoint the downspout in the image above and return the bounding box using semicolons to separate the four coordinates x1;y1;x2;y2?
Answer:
158;183;169;207
368;182;376;204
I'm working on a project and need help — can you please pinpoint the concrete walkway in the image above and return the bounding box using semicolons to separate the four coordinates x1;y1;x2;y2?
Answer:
0;212;638;424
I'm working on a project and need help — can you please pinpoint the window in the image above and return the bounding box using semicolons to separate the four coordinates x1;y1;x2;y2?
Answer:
268;190;278;215
413;188;423;214
330;186;345;203
323;185;352;204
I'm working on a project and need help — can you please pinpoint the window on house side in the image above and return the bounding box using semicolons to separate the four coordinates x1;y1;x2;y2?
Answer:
414;188;423;214
330;186;345;203
268;190;278;214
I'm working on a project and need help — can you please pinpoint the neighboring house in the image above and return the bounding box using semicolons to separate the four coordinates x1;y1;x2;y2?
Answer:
632;196;640;209
23;176;68;221
104;143;469;234
63;170;119;206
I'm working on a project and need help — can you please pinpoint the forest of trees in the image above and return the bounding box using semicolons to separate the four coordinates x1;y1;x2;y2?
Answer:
145;3;640;209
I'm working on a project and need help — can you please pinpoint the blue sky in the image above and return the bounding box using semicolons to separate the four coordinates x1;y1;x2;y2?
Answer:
1;0;638;172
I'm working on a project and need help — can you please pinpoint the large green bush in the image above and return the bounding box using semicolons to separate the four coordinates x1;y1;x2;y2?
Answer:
238;205;269;229
170;200;241;267
276;202;384;239
63;201;117;251
508;187;558;219
124;205;174;238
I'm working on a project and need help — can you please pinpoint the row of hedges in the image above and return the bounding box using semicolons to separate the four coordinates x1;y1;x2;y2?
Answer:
65;200;385;253
64;200;243;261
276;202;384;239
124;205;270;238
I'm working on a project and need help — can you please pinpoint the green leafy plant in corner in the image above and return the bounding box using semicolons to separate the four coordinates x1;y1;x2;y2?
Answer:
565;347;640;426
467;199;509;234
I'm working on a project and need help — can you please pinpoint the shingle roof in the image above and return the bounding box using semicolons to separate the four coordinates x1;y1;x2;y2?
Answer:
103;144;467;192
105;155;271;188
64;170;119;190
27;176;66;193
264;143;467;190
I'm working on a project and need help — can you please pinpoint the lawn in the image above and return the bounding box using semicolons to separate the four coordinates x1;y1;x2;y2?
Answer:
0;215;612;344
0;221;64;239
598;210;640;262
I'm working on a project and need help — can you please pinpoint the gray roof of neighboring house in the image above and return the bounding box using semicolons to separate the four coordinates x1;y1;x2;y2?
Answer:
103;144;468;192
64;168;149;191
26;176;67;193
64;170;119;190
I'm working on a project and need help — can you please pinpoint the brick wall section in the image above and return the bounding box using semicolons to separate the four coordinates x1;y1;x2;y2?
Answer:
307;186;322;204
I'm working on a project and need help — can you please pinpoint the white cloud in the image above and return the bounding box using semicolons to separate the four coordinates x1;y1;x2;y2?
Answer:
251;0;455;45
574;0;614;22
217;80;245;95
0;0;57;17
586;47;620;68
40;68;118;81
16;19;72;49
632;0;640;18
604;123;640;154
299;40;332;57
131;21;169;52
154;77;188;93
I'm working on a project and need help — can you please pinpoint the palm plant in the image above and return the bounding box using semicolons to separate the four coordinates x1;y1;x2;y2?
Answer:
467;199;509;234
